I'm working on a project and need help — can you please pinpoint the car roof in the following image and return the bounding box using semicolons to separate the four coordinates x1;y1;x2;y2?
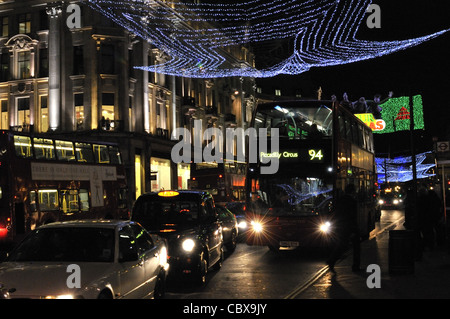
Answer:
36;219;134;230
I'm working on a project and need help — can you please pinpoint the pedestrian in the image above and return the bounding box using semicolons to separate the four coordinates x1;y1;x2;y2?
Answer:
327;183;361;272
403;186;416;230
427;188;443;247
417;186;437;251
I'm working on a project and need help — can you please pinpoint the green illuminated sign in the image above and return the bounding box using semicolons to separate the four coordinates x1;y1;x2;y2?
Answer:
355;95;424;134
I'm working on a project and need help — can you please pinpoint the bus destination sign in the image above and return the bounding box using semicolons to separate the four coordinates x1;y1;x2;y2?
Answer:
260;149;324;163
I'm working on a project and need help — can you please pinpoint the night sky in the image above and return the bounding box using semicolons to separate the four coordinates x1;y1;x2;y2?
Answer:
254;0;450;155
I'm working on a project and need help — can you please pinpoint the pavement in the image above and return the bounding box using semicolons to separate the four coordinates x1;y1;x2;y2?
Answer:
296;212;450;299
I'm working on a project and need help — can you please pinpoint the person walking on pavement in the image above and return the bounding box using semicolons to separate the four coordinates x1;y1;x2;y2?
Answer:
418;186;435;251
327;183;361;272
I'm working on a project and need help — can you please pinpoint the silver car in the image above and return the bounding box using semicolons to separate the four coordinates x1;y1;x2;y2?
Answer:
0;220;168;299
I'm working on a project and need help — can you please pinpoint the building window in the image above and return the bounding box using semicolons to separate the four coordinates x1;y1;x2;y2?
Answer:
135;153;142;199
177;163;190;190
275;89;281;96
1;100;8;130
39;48;48;78
39;95;48;132
151;157;171;192
16;97;30;127
39;9;48;31
18;13;31;34
100;44;115;74
156;101;167;129
74;93;84;130
101;93;114;130
128;95;133;131
17;51;31;79
73;46;84;75
0;52;8;81
1;17;9;37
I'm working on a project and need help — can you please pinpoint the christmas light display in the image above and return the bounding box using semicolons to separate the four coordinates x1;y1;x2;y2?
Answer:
376;95;424;134
84;0;450;78
376;151;435;183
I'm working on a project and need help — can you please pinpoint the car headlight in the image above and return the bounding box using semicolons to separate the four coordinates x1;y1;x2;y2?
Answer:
182;238;196;252
251;221;263;233
393;199;399;205
319;221;332;233
378;199;384;205
237;220;248;229
45;294;75;299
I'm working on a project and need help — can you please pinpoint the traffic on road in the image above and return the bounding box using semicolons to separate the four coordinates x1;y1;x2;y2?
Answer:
0;187;405;299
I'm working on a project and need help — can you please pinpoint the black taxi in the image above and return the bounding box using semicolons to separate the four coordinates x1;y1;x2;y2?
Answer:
131;190;223;285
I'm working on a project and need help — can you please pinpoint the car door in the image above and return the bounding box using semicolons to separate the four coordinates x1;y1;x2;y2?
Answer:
118;225;146;299
216;206;234;243
131;224;160;298
204;198;222;265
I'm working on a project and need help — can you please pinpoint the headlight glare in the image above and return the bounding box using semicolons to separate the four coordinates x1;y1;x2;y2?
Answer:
238;221;248;229
251;221;263;233
319;221;332;233
182;238;195;252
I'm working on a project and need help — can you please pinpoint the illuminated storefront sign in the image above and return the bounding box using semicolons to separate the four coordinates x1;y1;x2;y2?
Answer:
355;95;424;134
354;113;386;131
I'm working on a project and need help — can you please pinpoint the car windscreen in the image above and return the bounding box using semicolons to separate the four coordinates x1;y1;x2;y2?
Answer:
132;197;201;229
6;227;115;262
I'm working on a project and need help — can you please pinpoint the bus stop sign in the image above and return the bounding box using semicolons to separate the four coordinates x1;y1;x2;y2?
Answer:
437;141;449;153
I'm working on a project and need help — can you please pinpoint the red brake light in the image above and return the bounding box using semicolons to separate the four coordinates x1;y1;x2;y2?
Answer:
0;228;7;238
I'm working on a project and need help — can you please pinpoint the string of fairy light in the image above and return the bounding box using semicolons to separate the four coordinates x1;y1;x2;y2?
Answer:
376;152;435;183
84;0;450;78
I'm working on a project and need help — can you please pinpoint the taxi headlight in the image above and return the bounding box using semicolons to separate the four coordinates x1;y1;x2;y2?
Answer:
237;220;248;229
182;238;196;252
319;221;332;233
251;221;263;233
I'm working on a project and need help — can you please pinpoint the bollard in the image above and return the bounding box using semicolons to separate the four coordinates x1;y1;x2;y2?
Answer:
389;230;415;275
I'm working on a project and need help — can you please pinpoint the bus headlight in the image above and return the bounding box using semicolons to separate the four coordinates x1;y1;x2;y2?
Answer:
251;221;264;233
182;239;196;252
319;222;332;234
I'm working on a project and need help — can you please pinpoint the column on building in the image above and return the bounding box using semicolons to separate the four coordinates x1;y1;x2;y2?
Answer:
46;4;62;131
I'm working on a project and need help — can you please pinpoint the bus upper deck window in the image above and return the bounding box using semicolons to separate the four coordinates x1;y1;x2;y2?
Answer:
33;138;55;160
93;144;110;164
14;135;32;158
55;140;76;161
75;142;94;163
109;146;122;164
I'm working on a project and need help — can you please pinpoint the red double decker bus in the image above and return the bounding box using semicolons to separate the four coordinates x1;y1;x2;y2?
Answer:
245;100;378;250
0;130;128;244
